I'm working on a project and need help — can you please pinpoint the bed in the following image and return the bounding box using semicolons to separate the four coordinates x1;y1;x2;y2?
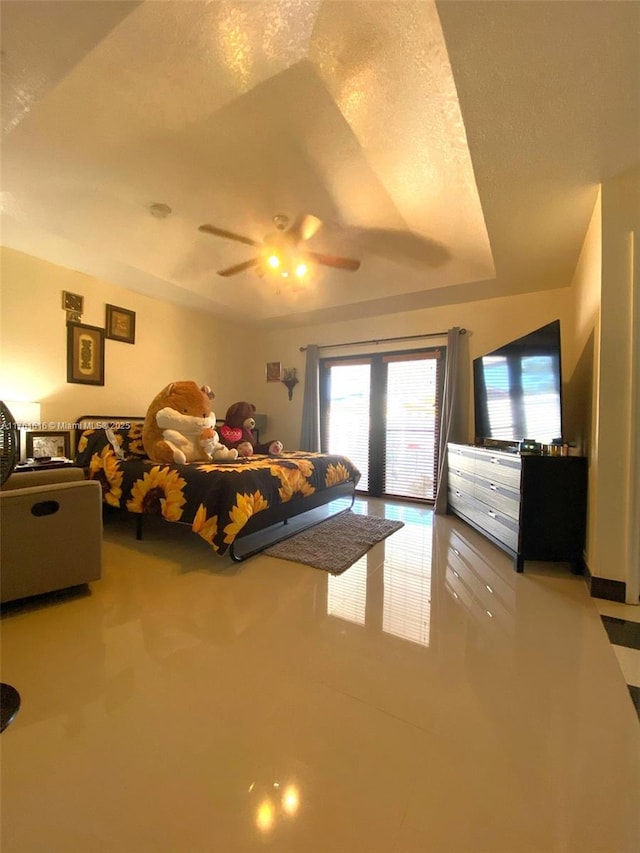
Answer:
74;416;360;561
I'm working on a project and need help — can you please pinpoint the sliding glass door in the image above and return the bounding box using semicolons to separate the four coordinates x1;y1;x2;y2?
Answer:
321;349;443;501
324;360;371;490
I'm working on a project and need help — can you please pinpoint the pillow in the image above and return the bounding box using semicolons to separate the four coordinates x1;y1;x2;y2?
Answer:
75;429;111;467
75;424;148;467
119;423;146;458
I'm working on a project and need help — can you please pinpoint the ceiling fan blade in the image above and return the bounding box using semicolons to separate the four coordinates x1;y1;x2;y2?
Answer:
288;213;322;244
199;224;261;247
217;257;260;277
305;252;361;272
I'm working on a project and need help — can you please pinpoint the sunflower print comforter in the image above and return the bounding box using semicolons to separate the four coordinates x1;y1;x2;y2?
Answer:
77;427;360;555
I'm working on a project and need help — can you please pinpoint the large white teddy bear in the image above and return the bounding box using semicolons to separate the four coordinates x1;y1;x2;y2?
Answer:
155;407;235;464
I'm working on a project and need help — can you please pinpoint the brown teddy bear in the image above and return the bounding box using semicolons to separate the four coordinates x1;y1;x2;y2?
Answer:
143;381;238;464
219;402;283;457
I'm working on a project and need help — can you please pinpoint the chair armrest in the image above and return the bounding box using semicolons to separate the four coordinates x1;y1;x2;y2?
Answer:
2;468;85;490
0;479;95;500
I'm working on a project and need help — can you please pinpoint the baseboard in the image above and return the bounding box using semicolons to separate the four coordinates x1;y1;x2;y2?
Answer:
583;561;627;602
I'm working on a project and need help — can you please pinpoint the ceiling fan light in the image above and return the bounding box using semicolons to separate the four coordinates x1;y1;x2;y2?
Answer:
295;263;308;278
267;254;280;269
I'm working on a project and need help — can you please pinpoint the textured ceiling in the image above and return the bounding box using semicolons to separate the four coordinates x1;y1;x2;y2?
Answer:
1;1;638;328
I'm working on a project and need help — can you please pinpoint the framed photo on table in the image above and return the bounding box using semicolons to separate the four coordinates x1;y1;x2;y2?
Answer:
265;361;282;382
67;322;105;386
26;431;70;460
105;304;136;344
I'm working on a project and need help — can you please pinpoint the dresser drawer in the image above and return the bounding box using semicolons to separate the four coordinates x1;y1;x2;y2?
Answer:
447;444;476;475
475;453;521;490
448;468;475;498
465;501;519;552
474;479;520;521
448;484;476;517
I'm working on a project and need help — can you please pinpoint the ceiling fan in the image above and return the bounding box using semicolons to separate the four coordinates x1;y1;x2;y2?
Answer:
198;213;361;279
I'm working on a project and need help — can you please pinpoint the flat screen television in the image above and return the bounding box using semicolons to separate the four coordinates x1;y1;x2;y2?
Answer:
473;320;563;446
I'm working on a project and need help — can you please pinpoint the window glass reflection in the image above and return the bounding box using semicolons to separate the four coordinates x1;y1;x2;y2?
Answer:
482;355;513;438
521;355;561;440
382;509;433;647
327;555;367;625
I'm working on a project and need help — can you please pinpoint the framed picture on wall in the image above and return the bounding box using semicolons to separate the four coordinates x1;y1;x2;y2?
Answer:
61;291;84;313
265;361;282;382
67;322;105;385
26;431;70;460
105;304;136;344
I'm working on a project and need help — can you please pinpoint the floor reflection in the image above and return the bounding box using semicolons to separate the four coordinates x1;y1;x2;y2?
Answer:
326;503;434;648
439;522;516;642
382;508;433;647
327;556;367;625
433;517;519;708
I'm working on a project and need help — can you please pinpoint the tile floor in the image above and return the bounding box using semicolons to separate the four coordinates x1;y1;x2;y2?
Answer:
593;599;640;718
1;498;639;852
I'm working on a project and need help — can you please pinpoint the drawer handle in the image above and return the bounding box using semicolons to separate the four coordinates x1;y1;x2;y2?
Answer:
490;457;501;465
488;510;497;518
455;469;462;475
489;483;497;491
455;490;462;497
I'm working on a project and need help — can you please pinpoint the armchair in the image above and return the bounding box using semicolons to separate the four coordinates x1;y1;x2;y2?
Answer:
0;469;103;604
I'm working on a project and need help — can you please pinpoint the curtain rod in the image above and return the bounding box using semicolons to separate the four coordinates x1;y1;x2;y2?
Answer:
299;329;466;352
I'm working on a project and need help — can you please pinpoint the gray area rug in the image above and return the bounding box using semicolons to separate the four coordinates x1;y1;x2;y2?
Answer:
264;510;404;574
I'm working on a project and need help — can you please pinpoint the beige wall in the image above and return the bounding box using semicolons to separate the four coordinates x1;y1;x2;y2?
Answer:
0;247;259;432
564;192;602;572
255;287;576;451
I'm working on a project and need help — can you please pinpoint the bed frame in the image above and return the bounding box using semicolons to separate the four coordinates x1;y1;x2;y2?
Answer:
75;415;357;562
130;480;356;561
227;481;355;561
